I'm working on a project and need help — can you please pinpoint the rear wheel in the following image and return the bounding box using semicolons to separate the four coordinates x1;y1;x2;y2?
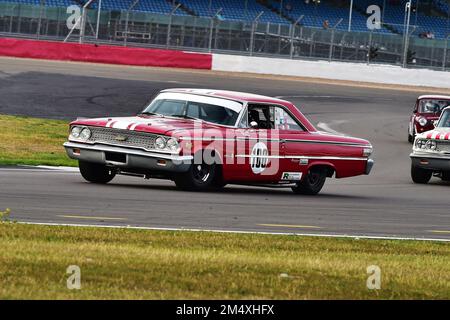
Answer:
174;162;219;191
411;165;432;184
291;167;327;195
79;161;116;184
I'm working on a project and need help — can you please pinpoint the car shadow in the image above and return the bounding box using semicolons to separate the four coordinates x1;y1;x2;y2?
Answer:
84;181;374;200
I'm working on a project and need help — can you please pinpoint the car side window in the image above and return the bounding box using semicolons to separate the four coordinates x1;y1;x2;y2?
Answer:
273;107;303;131
247;105;274;129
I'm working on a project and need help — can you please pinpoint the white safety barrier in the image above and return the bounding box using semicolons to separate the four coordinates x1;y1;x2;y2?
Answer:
212;54;450;89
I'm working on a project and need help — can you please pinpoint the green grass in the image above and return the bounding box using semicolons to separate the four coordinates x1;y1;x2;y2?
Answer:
0;223;448;299
0;114;76;166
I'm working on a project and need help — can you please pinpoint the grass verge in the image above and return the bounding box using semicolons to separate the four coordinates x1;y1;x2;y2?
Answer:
0;223;448;299
0;114;76;166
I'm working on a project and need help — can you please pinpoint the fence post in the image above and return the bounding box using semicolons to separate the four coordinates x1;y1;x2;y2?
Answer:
208;8;222;52
367;29;373;65
328;19;342;62
290;15;304;59
402;1;412;68
95;0;102;40
124;0;140;46
250;11;264;56
443;36;449;71
37;0;44;39
166;3;181;48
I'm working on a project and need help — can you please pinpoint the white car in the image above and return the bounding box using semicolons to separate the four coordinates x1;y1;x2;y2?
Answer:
410;106;450;184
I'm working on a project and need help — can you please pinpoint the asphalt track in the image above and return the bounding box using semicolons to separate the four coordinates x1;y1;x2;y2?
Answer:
0;57;449;240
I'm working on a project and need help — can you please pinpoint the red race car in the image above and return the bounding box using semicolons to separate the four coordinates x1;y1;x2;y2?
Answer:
408;95;450;143
64;89;374;195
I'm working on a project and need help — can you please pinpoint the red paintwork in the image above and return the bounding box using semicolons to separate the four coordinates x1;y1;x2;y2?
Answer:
70;89;372;183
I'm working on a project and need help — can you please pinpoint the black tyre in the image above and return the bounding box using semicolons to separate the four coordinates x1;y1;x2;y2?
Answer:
411;165;432;184
408;125;415;144
79;161;116;184
174;162;219;191
441;171;450;181
291;167;327;195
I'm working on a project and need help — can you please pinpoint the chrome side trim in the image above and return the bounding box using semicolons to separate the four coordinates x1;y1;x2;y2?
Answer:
284;139;369;147
63;142;193;161
235;155;368;161
180;136;369;148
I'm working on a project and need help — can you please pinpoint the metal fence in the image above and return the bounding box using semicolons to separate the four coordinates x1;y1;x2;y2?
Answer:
0;1;449;71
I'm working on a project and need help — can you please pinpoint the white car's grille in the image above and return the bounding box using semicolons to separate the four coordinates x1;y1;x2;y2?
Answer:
87;127;157;150
436;141;450;154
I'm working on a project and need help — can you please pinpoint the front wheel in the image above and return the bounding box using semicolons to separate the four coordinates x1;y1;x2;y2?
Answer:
291;167;327;195
174;162;220;191
408;124;415;143
411;165;432;184
79;161;116;184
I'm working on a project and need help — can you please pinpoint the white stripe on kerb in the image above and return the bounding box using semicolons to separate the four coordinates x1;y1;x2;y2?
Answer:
16;221;450;242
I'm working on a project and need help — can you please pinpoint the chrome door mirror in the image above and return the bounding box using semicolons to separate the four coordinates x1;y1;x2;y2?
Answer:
250;121;258;129
433;120;439;127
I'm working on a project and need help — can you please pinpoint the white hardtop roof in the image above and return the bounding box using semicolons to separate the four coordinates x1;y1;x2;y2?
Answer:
418;95;450;100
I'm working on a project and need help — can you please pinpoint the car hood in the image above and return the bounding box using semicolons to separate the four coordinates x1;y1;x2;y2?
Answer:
71;115;224;136
418;127;450;140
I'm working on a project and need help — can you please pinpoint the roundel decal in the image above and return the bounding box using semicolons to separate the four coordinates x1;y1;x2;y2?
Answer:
250;142;269;174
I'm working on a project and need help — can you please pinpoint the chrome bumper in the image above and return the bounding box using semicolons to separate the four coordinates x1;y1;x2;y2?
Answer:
410;152;450;171
64;142;192;172
365;159;374;175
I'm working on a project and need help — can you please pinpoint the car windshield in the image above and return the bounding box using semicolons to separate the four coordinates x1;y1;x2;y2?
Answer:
419;99;450;114
437;110;450;128
142;92;242;126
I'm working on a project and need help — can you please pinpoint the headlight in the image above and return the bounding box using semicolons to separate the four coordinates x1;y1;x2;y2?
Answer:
79;127;91;140
155;136;166;149
71;126;81;138
415;139;427;149
418;117;428;127
426;140;437;150
166;138;179;152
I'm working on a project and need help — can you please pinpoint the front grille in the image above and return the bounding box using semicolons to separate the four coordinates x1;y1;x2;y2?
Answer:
87;126;157;150
436;141;450;154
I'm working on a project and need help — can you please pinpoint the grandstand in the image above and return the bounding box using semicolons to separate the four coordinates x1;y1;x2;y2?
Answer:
0;0;449;38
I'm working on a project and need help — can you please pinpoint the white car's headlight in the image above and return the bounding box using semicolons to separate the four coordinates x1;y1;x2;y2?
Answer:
418;117;428;127
166;138;179;152
415;139;427;149
71;126;82;138
426;140;437;150
155;136;166;149
79;127;91;140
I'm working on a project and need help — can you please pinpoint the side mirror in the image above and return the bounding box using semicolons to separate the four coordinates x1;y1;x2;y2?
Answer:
433;120;439;127
250;121;258;129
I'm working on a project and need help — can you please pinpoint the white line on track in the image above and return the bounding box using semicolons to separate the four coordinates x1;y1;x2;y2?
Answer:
0;165;78;172
17;221;450;242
